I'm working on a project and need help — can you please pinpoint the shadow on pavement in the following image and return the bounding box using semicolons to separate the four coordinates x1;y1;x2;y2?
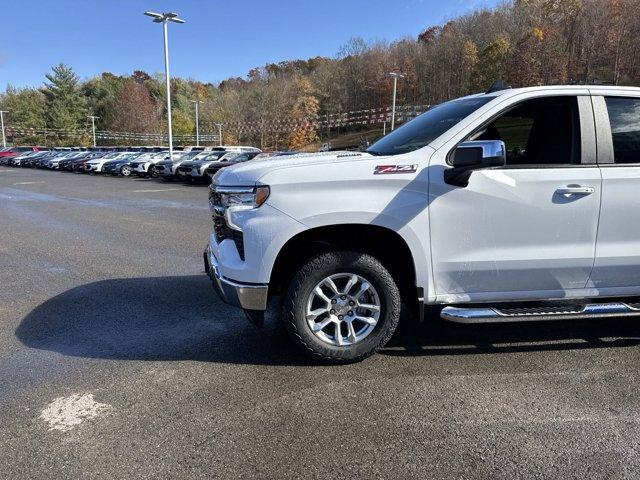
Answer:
386;310;640;357
16;275;640;364
15;275;311;366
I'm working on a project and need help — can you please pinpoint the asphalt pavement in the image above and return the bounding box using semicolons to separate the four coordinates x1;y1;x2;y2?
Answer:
1;167;640;479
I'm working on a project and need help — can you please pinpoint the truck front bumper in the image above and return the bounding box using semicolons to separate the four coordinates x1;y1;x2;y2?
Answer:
203;245;268;311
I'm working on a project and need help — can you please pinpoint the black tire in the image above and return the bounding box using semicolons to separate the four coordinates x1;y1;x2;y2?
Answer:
283;251;401;363
149;166;159;178
120;165;132;177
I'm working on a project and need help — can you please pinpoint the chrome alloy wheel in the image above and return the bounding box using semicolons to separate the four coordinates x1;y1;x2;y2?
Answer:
121;165;132;176
305;273;381;346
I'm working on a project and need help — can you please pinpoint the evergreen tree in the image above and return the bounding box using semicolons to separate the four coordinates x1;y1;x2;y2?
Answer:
43;64;87;140
82;72;128;130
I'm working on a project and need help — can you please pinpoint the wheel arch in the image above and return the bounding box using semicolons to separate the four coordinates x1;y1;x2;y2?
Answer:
269;224;419;310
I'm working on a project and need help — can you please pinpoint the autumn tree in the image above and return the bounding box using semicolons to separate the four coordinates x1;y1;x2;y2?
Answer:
287;76;320;150
461;41;479;94
471;34;512;91
109;80;159;135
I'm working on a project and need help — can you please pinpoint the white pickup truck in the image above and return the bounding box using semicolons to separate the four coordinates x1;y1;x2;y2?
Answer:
204;85;640;362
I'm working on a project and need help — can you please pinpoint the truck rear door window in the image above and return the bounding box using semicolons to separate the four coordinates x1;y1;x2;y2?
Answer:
605;97;640;164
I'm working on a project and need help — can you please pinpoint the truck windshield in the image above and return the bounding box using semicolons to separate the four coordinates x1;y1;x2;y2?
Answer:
367;96;493;156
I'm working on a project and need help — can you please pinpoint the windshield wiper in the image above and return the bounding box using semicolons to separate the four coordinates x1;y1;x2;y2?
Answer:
367;150;390;156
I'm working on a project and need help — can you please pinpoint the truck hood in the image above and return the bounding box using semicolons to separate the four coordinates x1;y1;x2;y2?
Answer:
214;151;377;185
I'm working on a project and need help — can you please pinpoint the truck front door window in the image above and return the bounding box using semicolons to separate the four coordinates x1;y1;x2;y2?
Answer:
470;96;581;166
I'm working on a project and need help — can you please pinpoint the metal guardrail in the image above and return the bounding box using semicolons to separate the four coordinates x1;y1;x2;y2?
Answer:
3;104;431;141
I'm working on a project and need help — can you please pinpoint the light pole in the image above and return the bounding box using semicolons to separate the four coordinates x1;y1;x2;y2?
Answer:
0;110;7;148
214;123;223;146
386;72;405;131
190;100;201;146
144;11;185;157
87;115;99;147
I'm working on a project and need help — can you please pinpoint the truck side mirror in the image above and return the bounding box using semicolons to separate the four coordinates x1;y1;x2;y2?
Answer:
444;140;506;187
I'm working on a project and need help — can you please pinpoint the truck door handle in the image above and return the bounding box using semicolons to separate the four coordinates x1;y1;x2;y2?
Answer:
555;186;595;196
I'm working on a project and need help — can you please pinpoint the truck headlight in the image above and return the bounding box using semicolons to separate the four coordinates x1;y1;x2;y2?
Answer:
212;185;270;231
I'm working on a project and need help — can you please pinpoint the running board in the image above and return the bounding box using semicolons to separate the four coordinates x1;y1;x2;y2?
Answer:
441;302;640;324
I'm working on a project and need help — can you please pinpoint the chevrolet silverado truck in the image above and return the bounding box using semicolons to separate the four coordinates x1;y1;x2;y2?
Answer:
205;85;640;362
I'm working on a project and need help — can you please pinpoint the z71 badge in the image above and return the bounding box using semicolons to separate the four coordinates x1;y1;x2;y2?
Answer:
373;164;418;175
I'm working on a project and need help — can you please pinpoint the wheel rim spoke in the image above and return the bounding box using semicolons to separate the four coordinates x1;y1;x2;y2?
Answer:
356;316;377;326
314;286;331;305
334;322;344;346
346;320;358;343
312;317;333;332
323;278;340;295
357;303;380;312
306;307;329;322
343;274;358;295
354;281;370;299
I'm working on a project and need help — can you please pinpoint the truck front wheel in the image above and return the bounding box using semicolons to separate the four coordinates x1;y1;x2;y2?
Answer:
283;251;401;363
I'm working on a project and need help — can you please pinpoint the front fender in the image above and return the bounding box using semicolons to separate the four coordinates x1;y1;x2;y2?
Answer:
262;155;434;297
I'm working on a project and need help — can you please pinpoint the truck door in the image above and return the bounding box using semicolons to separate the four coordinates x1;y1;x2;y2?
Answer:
429;94;602;302
588;95;640;290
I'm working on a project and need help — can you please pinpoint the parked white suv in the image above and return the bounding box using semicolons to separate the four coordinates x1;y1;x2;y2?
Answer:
178;147;261;181
205;85;640;362
130;151;170;177
154;150;209;180
84;151;133;173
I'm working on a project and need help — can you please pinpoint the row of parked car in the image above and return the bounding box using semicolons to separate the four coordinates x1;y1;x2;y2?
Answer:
0;145;296;183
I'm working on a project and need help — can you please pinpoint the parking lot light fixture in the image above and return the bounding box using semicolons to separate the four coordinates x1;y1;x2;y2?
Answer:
214;123;223;146
87;115;99;147
386;72;405;131
0;110;7;148
190;100;202;146
144;11;185;158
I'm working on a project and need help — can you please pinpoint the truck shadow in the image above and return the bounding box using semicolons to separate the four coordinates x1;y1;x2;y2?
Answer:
15;275;640;365
15;275;313;366
385;314;640;357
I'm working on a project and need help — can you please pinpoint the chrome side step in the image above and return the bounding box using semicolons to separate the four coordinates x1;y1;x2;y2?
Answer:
441;302;640;324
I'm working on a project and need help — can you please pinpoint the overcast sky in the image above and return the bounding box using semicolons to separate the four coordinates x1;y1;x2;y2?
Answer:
0;0;501;90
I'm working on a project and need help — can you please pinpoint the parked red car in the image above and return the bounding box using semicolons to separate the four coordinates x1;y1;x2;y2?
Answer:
0;146;44;165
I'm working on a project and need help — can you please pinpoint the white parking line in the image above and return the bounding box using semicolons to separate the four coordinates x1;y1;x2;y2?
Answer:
131;188;183;193
13;181;46;185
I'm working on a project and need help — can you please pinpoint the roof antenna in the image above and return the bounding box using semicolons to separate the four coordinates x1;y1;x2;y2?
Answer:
486;80;511;94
